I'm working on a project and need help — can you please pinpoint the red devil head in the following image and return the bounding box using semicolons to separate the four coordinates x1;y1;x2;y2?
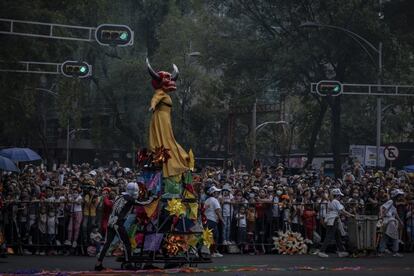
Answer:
146;58;179;92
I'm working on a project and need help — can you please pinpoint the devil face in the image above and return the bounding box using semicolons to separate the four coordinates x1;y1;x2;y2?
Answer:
157;71;177;92
147;58;179;92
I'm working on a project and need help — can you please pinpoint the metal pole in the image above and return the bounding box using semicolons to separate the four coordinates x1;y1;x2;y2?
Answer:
376;42;382;168
252;99;257;162
66;120;70;165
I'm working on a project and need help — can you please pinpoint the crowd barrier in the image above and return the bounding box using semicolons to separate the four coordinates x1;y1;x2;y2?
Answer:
0;200;413;255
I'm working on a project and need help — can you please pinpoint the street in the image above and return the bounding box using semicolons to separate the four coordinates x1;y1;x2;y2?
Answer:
1;254;414;275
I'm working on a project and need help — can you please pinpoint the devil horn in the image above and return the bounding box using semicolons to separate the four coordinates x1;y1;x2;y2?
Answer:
171;64;179;81
146;58;161;81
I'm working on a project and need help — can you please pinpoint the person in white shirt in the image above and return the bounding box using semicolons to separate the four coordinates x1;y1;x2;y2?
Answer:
204;186;224;257
318;188;354;258
219;184;234;245
235;205;247;251
378;189;404;257
47;209;58;255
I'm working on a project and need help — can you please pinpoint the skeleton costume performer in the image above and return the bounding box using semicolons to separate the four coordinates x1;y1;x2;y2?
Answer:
147;59;190;177
95;183;153;271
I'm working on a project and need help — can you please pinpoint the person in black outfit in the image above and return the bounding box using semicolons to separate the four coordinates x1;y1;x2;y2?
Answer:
95;182;154;271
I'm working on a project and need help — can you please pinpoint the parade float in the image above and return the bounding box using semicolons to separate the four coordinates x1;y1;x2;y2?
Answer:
116;59;212;269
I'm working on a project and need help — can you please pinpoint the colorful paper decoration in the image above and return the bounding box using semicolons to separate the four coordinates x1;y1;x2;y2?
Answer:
164;235;187;256
144;233;164;251
186;234;200;248
163;177;183;195
152;146;171;165
165;198;186;217
272;231;310;255
144;197;160;218
187;202;199;220
175;217;195;232
202;228;214;248
147;172;161;192
183;171;193;184
142;171;154;185
183;189;196;199
128;224;138;249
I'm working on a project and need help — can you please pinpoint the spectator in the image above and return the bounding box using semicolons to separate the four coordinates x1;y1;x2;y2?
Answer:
318;188;354;258
89;225;103;256
82;186;99;245
220;184;233;245
65;187;83;248
378;189;404;257
235;205;247;252
302;203;316;240
204;186;224;257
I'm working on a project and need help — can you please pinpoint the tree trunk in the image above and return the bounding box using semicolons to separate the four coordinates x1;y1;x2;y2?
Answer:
305;99;328;168
331;96;342;178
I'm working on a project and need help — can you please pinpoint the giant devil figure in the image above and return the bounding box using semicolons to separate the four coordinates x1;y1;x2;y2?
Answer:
146;58;191;178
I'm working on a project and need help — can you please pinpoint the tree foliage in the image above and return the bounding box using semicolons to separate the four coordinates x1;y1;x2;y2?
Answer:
0;0;412;168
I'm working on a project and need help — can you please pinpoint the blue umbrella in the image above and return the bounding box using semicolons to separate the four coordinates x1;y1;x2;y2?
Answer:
403;165;414;173
0;156;20;172
0;147;42;162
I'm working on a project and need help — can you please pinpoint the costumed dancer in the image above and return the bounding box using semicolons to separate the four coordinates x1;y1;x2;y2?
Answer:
95;182;154;271
146;58;191;177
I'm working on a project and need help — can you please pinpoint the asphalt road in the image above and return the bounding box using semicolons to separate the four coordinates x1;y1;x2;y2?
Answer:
1;253;414;275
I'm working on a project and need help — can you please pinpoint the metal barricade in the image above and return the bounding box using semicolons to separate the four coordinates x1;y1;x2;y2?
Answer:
347;215;378;251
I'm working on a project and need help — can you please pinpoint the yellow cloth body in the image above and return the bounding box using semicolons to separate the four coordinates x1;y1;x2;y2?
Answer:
149;89;189;177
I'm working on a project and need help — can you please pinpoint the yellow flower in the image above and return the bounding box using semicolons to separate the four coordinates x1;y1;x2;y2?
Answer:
165;198;186;217
202;228;214;248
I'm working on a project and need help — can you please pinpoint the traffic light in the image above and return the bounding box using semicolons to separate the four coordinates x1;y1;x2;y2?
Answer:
61;61;92;78
95;24;134;46
316;80;342;96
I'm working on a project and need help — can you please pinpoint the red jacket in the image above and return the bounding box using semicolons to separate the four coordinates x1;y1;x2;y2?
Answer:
101;196;113;233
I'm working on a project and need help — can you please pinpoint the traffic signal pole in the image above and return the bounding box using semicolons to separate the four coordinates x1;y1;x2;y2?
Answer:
0;61;61;74
0;60;92;77
0;18;134;46
0;18;96;42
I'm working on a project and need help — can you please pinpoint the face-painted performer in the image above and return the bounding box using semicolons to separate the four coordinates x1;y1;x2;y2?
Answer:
146;58;190;177
95;182;154;271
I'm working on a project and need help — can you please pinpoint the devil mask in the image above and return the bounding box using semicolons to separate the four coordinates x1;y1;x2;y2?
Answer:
146;58;179;92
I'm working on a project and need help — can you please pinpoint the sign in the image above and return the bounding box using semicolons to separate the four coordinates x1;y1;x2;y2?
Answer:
384;145;399;161
365;145;385;167
316;80;342;96
349;145;366;165
350;145;386;167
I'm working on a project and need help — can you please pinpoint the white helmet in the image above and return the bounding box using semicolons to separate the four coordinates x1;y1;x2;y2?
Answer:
126;182;139;198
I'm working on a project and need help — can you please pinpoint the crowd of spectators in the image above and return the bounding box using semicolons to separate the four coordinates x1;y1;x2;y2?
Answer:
0;159;413;257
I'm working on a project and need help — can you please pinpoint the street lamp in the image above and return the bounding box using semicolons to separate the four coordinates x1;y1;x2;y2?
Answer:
252;120;289;161
300;22;383;167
